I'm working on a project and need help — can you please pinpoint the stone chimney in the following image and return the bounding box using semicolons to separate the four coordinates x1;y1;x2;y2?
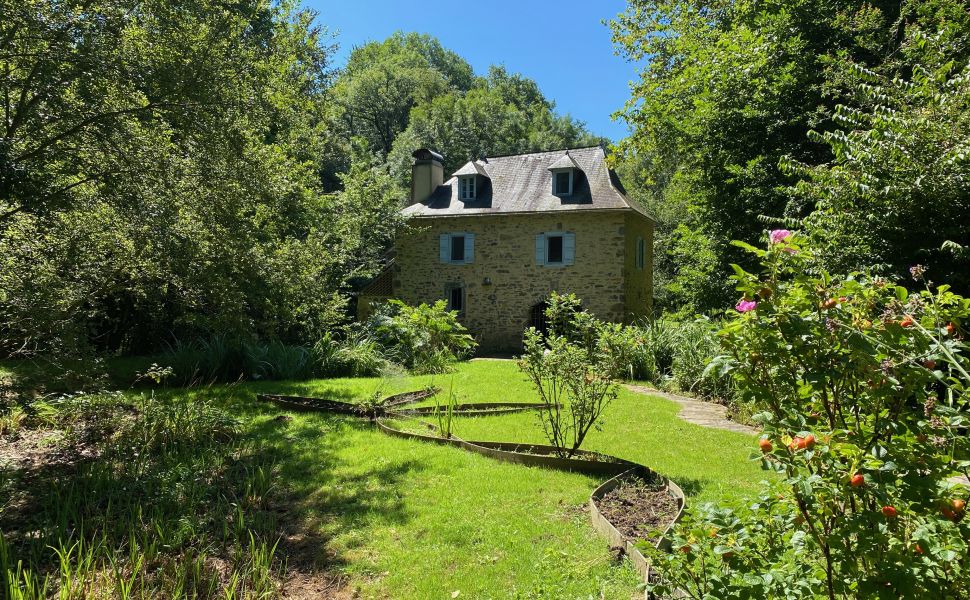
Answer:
410;148;444;205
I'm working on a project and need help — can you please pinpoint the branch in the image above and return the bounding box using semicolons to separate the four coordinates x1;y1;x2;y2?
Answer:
14;101;194;163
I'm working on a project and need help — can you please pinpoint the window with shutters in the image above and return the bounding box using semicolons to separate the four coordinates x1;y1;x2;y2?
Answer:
440;233;474;264
458;176;476;200
535;232;575;267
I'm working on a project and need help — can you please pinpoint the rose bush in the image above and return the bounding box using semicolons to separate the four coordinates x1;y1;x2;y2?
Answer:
646;232;970;599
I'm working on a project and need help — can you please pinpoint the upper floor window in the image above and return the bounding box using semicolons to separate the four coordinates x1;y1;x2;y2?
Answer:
535;232;575;267
439;232;474;264
547;234;564;264
635;237;646;270
552;170;573;196
458;175;476;200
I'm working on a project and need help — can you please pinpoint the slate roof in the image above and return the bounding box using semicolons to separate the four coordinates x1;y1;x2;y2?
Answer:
401;146;652;220
453;161;488;177
547;151;581;171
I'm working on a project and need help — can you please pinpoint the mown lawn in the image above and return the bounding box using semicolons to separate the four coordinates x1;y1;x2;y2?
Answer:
228;359;765;597
2;358;765;599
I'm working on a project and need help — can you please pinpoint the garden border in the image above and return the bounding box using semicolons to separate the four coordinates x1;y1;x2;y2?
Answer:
394;401;551;416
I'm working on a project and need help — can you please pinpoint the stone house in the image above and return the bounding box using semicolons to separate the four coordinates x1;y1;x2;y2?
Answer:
358;146;654;352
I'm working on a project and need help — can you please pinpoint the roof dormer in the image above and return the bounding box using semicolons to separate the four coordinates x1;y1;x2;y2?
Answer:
453;160;489;201
548;152;581;197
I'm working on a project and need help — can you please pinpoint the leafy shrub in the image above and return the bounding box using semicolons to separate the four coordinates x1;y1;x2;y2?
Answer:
322;329;393;378
251;340;315;381
369;300;476;374
161;336;319;384
672;318;733;399
518;293;636;458
628;318;678;382
627;317;734;400
648;231;970;599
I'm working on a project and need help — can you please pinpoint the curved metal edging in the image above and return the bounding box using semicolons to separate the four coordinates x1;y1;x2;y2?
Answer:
382;388;440;408
589;467;687;599
393;402;551;417
265;390;685;596
257;393;361;415
456;440;635;476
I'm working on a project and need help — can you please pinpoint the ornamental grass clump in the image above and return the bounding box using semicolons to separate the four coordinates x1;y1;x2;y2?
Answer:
518;293;635;458
648;231;970;599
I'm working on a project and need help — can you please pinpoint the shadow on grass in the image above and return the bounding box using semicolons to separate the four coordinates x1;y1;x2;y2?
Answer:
0;384;424;591
225;385;428;558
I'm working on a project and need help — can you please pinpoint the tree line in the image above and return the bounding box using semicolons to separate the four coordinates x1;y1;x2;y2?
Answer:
0;1;600;372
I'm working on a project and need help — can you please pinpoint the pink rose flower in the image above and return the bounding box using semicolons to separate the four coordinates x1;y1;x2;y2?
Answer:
769;229;792;244
736;300;757;313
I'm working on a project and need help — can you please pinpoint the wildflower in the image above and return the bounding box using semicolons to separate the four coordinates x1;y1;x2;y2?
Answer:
735;300;757;313
909;264;927;281
769;229;792;244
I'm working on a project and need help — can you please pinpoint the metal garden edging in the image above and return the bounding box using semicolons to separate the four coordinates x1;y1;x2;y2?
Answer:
265;390;686;598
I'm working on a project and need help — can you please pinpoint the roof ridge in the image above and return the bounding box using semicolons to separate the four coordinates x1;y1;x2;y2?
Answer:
481;144;606;161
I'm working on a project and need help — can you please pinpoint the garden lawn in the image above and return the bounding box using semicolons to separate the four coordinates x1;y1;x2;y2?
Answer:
232;359;765;596
3;358;765;599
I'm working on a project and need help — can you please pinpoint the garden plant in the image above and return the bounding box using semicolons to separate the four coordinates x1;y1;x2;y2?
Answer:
647;231;970;599
518;293;637;458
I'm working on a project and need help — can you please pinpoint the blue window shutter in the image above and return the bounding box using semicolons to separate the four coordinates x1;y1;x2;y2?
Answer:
563;232;576;265
535;234;546;265
439;234;450;263
464;233;475;263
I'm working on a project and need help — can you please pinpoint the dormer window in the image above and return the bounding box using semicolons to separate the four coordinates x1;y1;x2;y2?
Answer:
458;175;476;200
553;170;573;196
548;151;581;197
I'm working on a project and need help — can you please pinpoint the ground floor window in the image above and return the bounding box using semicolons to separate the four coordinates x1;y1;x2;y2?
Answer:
446;284;465;314
529;301;549;336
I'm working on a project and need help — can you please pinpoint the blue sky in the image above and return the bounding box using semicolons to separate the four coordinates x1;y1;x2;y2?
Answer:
304;0;641;141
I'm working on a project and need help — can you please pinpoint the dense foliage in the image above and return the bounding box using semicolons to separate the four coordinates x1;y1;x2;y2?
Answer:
647;232;970;598
611;0;970;315
0;0;374;363
0;4;597;382
368;299;477;374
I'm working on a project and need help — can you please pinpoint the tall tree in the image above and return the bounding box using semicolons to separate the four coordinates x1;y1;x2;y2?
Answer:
0;0;392;359
610;0;969;314
333;32;474;156
387;66;604;180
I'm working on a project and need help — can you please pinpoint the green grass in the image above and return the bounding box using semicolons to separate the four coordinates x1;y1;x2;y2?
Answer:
227;359;764;597
3;359;765;598
247;359;765;504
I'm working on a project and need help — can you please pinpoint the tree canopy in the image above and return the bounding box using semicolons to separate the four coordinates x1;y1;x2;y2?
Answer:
0;3;603;369
611;0;970;315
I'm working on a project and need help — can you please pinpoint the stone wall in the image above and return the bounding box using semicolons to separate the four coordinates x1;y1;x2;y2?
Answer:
623;212;654;320
393;210;652;351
